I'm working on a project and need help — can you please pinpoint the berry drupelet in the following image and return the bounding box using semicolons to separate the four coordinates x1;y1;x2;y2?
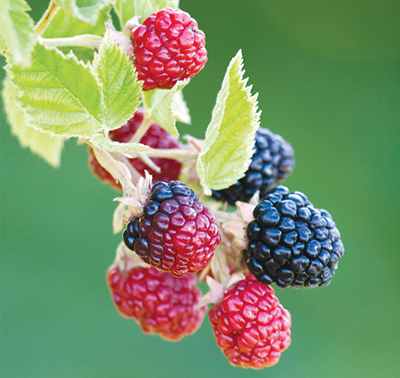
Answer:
132;8;207;90
209;275;291;369
107;265;206;341
123;181;221;278
212;128;294;206
245;186;344;288
88;108;182;190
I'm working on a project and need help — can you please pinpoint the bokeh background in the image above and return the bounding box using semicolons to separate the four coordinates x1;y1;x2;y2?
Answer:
1;0;400;377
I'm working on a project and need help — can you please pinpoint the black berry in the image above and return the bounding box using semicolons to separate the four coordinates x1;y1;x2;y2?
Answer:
244;186;344;288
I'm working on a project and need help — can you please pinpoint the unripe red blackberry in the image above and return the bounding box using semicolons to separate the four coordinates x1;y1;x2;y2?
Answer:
245;186;344;288
208;275;291;369
107;265;206;341
132;8;207;90
88;108;182;189
123;181;221;277
212;128;295;205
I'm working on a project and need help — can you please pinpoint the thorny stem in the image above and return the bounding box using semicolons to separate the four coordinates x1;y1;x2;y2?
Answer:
34;0;59;35
39;35;103;50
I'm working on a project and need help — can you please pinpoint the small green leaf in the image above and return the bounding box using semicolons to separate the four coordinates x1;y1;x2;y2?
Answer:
43;6;110;39
171;90;191;125
55;0;115;25
145;80;189;138
0;0;36;67
115;0;179;28
197;50;260;196
2;80;64;167
90;133;151;152
8;43;104;137
93;29;142;131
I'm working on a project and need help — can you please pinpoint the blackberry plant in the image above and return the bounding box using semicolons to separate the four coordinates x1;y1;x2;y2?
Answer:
0;0;344;370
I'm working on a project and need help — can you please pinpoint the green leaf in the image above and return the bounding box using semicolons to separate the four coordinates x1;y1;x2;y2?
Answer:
55;0;115;25
197;50;260;196
145;80;189;138
42;6;110;39
93;30;142;131
0;0;36;67
8;43;104;137
42;5;111;62
115;0;179;28
171;90;191;125
2;80;64;167
90;133;152;152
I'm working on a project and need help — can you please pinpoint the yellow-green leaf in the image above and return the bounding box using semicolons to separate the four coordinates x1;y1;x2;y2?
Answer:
55;0;115;25
8;43;104;137
2;80;64;167
92;30;142;131
0;0;36;67
197;50;260;196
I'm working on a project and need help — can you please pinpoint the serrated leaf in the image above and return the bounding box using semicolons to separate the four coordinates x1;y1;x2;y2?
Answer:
171;90;191;125
145;80;189;138
197;50;260;196
0;0;36;67
55;0;115;25
9;43;104;137
2;80;64;167
115;0;179;28
90;133;151;152
42;6;110;39
93;30;142;131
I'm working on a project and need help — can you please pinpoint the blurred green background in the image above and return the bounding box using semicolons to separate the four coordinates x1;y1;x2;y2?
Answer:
1;0;400;377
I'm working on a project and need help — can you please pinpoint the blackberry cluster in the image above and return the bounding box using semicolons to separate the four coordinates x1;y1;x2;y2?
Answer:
245;186;344;288
212;128;294;205
123;181;221;278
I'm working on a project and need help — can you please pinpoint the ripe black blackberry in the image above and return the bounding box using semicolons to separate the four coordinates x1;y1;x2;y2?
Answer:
212;128;294;205
244;186;344;288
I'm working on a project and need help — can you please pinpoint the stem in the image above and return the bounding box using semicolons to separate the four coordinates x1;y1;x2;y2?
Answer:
39;35;102;50
139;148;199;160
129;117;153;143
34;0;60;35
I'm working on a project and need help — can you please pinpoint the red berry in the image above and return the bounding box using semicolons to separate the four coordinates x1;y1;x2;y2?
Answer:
88;108;182;189
208;276;291;369
107;265;206;341
123;181;221;278
132;8;207;90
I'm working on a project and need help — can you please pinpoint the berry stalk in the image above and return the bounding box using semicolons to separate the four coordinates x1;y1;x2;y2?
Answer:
39;35;103;50
34;0;59;35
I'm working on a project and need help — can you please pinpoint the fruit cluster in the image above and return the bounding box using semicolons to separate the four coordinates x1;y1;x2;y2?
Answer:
2;1;345;371
83;6;346;370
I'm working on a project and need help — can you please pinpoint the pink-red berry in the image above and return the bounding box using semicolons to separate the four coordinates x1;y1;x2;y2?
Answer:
88;108;182;189
132;8;207;90
107;265;206;341
123;181;221;278
208;276;291;369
